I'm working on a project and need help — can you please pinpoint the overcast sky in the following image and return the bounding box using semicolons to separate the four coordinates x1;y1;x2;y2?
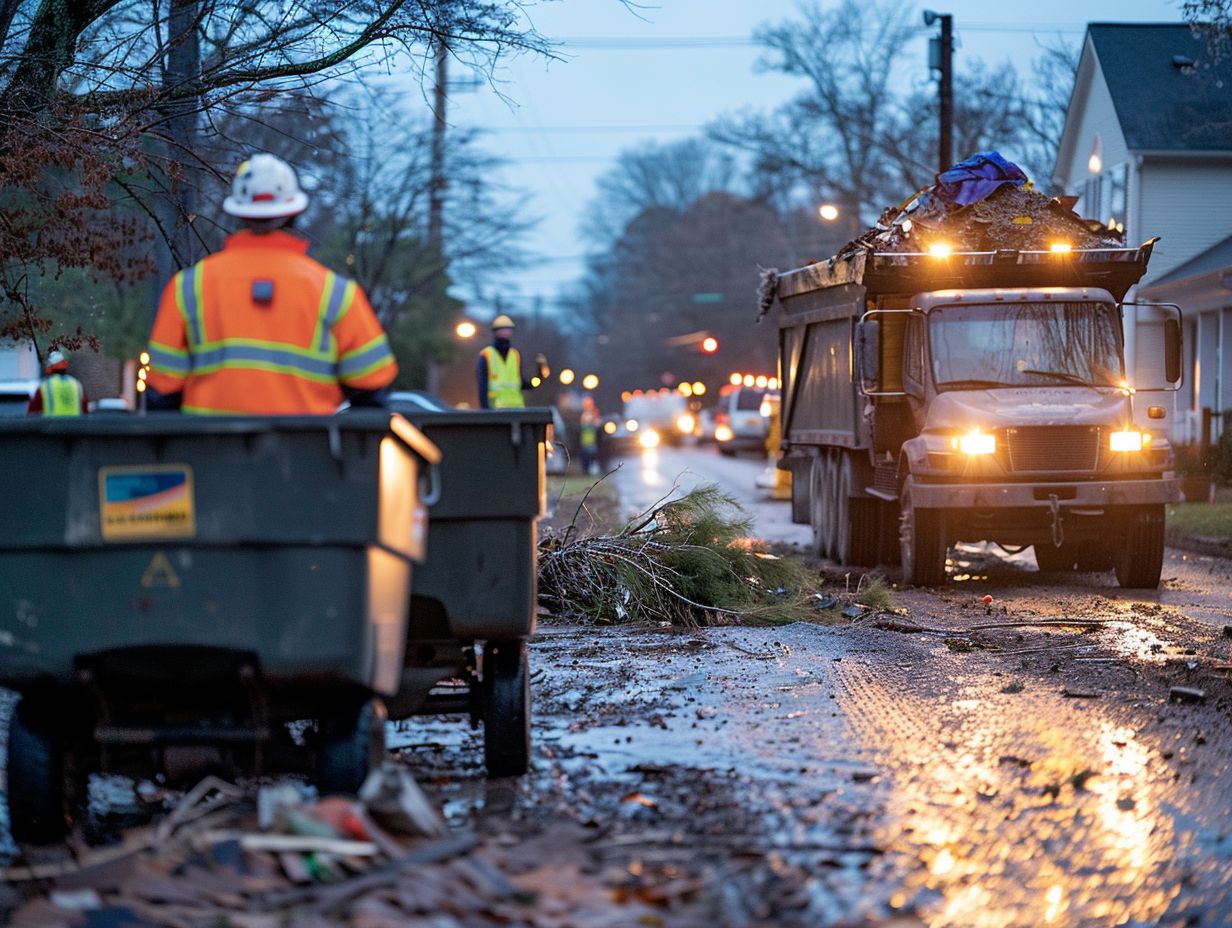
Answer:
445;0;1186;316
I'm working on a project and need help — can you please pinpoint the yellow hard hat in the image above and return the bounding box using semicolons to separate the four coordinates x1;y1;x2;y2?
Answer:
491;314;516;330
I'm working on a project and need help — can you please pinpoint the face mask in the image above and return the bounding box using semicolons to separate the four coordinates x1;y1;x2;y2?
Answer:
494;337;512;352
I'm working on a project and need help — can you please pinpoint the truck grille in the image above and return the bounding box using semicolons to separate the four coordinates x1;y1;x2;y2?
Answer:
1005;427;1100;474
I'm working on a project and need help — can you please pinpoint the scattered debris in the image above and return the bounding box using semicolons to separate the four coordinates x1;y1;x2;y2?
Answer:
538;485;819;627
1062;688;1101;699
1169;686;1207;704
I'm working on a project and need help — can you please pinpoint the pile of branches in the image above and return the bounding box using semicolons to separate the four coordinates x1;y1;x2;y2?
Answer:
538;485;815;627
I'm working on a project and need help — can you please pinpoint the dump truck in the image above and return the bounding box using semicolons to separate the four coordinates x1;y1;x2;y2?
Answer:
772;239;1183;588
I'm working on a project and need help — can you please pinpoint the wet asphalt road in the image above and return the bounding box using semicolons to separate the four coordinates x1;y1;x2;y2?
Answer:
396;444;1232;926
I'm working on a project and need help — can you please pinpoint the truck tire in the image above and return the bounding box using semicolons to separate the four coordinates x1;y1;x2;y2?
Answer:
317;699;386;795
835;455;879;567
1115;506;1166;589
824;453;840;557
809;456;828;559
899;481;947;587
6;697;69;843
482;639;530;778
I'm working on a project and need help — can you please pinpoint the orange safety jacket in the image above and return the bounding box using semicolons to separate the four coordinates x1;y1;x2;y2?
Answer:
146;230;397;415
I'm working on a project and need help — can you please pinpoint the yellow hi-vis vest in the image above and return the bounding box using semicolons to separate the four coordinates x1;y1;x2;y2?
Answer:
39;374;83;416
482;345;524;408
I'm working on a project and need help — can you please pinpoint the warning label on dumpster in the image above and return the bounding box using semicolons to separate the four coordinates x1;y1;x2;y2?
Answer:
99;466;196;541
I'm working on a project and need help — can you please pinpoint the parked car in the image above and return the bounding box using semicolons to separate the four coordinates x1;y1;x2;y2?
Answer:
714;385;775;456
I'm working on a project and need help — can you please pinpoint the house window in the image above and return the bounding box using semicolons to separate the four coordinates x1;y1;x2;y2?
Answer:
1081;177;1100;219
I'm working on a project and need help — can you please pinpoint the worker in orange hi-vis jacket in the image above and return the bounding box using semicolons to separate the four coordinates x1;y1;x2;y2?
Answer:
145;153;398;414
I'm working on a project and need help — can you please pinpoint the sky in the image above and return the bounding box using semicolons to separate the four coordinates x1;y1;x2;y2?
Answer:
444;0;1187;317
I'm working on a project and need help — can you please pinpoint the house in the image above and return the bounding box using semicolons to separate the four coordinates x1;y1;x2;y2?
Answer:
1052;23;1232;444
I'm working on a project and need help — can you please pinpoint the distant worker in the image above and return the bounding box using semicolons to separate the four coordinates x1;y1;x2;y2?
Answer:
145;153;397;414
27;350;87;416
476;314;549;409
579;395;600;475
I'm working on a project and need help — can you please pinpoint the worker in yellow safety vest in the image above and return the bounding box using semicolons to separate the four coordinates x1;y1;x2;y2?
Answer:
27;350;87;416
477;315;549;409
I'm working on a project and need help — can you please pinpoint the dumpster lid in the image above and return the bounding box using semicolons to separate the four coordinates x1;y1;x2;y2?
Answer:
0;412;441;464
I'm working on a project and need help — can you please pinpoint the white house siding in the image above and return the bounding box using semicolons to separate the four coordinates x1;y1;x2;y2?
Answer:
1054;46;1131;204
1138;160;1232;284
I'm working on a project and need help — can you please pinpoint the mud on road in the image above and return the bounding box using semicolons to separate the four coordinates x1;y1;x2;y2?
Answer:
397;546;1232;928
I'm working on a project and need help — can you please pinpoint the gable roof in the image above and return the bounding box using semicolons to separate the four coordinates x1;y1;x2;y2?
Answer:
1088;23;1232;152
1143;232;1232;288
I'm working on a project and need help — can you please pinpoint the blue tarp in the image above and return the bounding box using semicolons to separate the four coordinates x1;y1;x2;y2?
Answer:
934;152;1029;207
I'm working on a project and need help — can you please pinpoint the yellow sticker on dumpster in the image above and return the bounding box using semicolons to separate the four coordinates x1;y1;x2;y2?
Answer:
99;465;196;541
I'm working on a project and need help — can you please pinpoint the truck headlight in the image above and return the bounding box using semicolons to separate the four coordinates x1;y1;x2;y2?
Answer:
953;430;996;456
1109;430;1144;452
676;414;695;434
715;424;734;442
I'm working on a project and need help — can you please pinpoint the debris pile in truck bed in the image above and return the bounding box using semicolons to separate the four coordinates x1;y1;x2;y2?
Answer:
539;484;822;627
3;769;709;927
838;151;1124;259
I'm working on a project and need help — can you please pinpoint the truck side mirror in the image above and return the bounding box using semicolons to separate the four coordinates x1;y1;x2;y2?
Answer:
1164;316;1182;386
856;320;879;393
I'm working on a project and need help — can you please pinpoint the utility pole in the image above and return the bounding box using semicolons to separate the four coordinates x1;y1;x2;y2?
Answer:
925;10;954;174
426;39;448;395
428;39;447;255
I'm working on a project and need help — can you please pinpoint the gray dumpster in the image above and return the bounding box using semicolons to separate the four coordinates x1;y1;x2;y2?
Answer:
0;412;439;841
381;403;551;778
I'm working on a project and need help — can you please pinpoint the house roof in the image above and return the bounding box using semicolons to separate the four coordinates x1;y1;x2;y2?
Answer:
1089;23;1232;152
1143;232;1232;288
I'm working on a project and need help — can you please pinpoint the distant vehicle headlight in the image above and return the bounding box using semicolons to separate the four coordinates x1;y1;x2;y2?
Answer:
639;428;661;449
676;414;695;434
715;424;734;442
1109;429;1144;452
954;430;996;456
603;421;617;435
626;419;639;432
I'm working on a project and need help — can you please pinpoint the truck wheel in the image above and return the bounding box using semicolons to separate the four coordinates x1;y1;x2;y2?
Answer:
899;482;947;586
1115;506;1165;589
317;699;386;795
6;697;69;843
809;456;828;559
837;455;879;567
1033;544;1076;573
833;455;852;564
824;453;840;557
482;640;530;778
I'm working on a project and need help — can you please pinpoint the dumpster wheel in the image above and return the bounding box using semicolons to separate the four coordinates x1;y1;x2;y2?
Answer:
316;699;387;795
481;639;530;778
6;696;70;843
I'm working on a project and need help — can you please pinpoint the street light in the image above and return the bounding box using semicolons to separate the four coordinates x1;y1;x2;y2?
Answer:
582;373;599;390
559;368;576;385
818;203;840;222
455;320;477;339
701;336;719;354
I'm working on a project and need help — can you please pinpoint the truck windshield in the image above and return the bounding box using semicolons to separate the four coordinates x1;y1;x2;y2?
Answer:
930;302;1123;390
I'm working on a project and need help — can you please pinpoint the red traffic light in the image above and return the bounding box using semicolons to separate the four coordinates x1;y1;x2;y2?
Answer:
701;336;719;354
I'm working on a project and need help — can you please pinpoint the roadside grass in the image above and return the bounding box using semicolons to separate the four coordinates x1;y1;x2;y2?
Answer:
1166;500;1232;541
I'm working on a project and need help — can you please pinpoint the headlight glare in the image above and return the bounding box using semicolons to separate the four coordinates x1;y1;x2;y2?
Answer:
957;430;996;456
1110;430;1144;452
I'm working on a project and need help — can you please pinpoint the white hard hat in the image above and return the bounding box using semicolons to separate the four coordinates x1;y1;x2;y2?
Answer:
46;349;68;370
223;153;309;219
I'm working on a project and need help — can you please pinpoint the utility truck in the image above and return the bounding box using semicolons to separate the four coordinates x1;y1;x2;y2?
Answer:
772;240;1183;588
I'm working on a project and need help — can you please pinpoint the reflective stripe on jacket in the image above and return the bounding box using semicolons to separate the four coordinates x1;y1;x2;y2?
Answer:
481;345;525;408
39;374;84;416
146;230;397;415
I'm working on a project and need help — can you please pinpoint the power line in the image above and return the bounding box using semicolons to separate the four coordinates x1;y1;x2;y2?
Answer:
482;123;702;133
553;24;1086;48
